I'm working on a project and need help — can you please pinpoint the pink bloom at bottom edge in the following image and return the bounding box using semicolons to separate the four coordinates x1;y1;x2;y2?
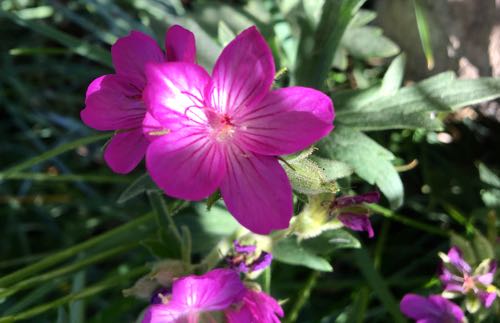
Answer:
400;294;464;323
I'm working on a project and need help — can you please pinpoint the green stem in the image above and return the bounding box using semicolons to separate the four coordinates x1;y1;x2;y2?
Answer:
181;225;192;272
0;266;147;322
368;204;449;237
0;212;154;287
284;271;320;323
0;242;138;299
1;133;112;177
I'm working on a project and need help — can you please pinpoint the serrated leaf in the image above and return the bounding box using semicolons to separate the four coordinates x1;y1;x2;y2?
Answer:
302;229;361;254
342;26;400;59
335;74;500;131
273;236;333;271
319;127;403;208
117;173;159;204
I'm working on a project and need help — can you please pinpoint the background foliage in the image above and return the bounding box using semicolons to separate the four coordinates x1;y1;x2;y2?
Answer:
1;0;499;322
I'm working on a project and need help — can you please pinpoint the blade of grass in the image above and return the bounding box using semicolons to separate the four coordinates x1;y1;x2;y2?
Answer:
284;270;320;323
0;212;153;287
294;0;366;88
412;0;434;70
0;9;112;67
353;249;405;323
1;133;112;177
0;172;134;184
0;266;147;322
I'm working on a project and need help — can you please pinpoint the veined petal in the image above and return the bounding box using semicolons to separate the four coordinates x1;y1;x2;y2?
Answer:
104;129;149;174
226;290;283;323
220;147;293;234
142;112;164;142
210;26;274;115
166;25;196;63
171;269;245;312
82;75;146;131
146;128;225;200
234;87;334;156
112;31;164;88
142;304;184;323
144;62;211;129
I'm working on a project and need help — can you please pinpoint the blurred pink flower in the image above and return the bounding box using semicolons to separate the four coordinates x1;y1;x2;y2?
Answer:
400;294;464;323
81;25;195;173
143;268;283;323
144;26;334;234
227;240;272;273
440;246;497;307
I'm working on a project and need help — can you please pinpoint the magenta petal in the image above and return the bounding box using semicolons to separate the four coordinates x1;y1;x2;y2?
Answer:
104;129;148;174
220;147;293;234
170;269;245;312
142;112;164;142
112;31;164;88
146;129;226;200
144;62;211;129
233;240;257;254
165;25;196;63
479;291;497;308
428;295;464;322
447;247;471;274
142;304;184;323
338;213;374;238
234;87;334;156
334;191;380;208
210;26;275;115
82;75;145;131
400;294;435;320
226;290;283;323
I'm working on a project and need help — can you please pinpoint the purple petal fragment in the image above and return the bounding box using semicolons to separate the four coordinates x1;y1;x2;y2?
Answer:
338;212;374;238
233;240;257;254
334;191;380;208
400;294;464;323
165;25;196;63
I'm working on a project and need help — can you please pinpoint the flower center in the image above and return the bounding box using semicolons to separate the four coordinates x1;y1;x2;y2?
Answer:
462;274;475;292
208;112;235;142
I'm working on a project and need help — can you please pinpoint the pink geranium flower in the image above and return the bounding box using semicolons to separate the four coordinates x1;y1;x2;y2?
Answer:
144;26;334;234
81;25;196;173
143;268;283;323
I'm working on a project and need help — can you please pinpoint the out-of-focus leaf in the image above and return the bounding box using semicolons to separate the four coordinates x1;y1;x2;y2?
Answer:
56;307;68;323
0;10;112;67
341;26;400;59
295;0;366;88
472;231;495;262
319;127;403;208
273;236;333;272
450;232;477;265
117;173;159;204
217;21;235;46
302;229;361;254
481;189;500;208
479;163;500;188
350;9;377;27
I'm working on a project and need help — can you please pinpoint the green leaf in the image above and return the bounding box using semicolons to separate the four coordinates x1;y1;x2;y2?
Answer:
281;157;338;195
117;173;159;204
311;157;353;181
450;232;477;265
217;21;235;46
478;163;500;188
350;9;377;27
319;127;403;208
302;229;361;254
341;26;400;59
472;231;495;262
412;0;434;69
335;74;500;131
273;236;333;271
294;0;366;88
381;54;406;95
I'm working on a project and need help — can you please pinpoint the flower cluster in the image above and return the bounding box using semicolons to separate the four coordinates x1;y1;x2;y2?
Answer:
82;25;334;236
400;247;498;322
143;242;281;323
